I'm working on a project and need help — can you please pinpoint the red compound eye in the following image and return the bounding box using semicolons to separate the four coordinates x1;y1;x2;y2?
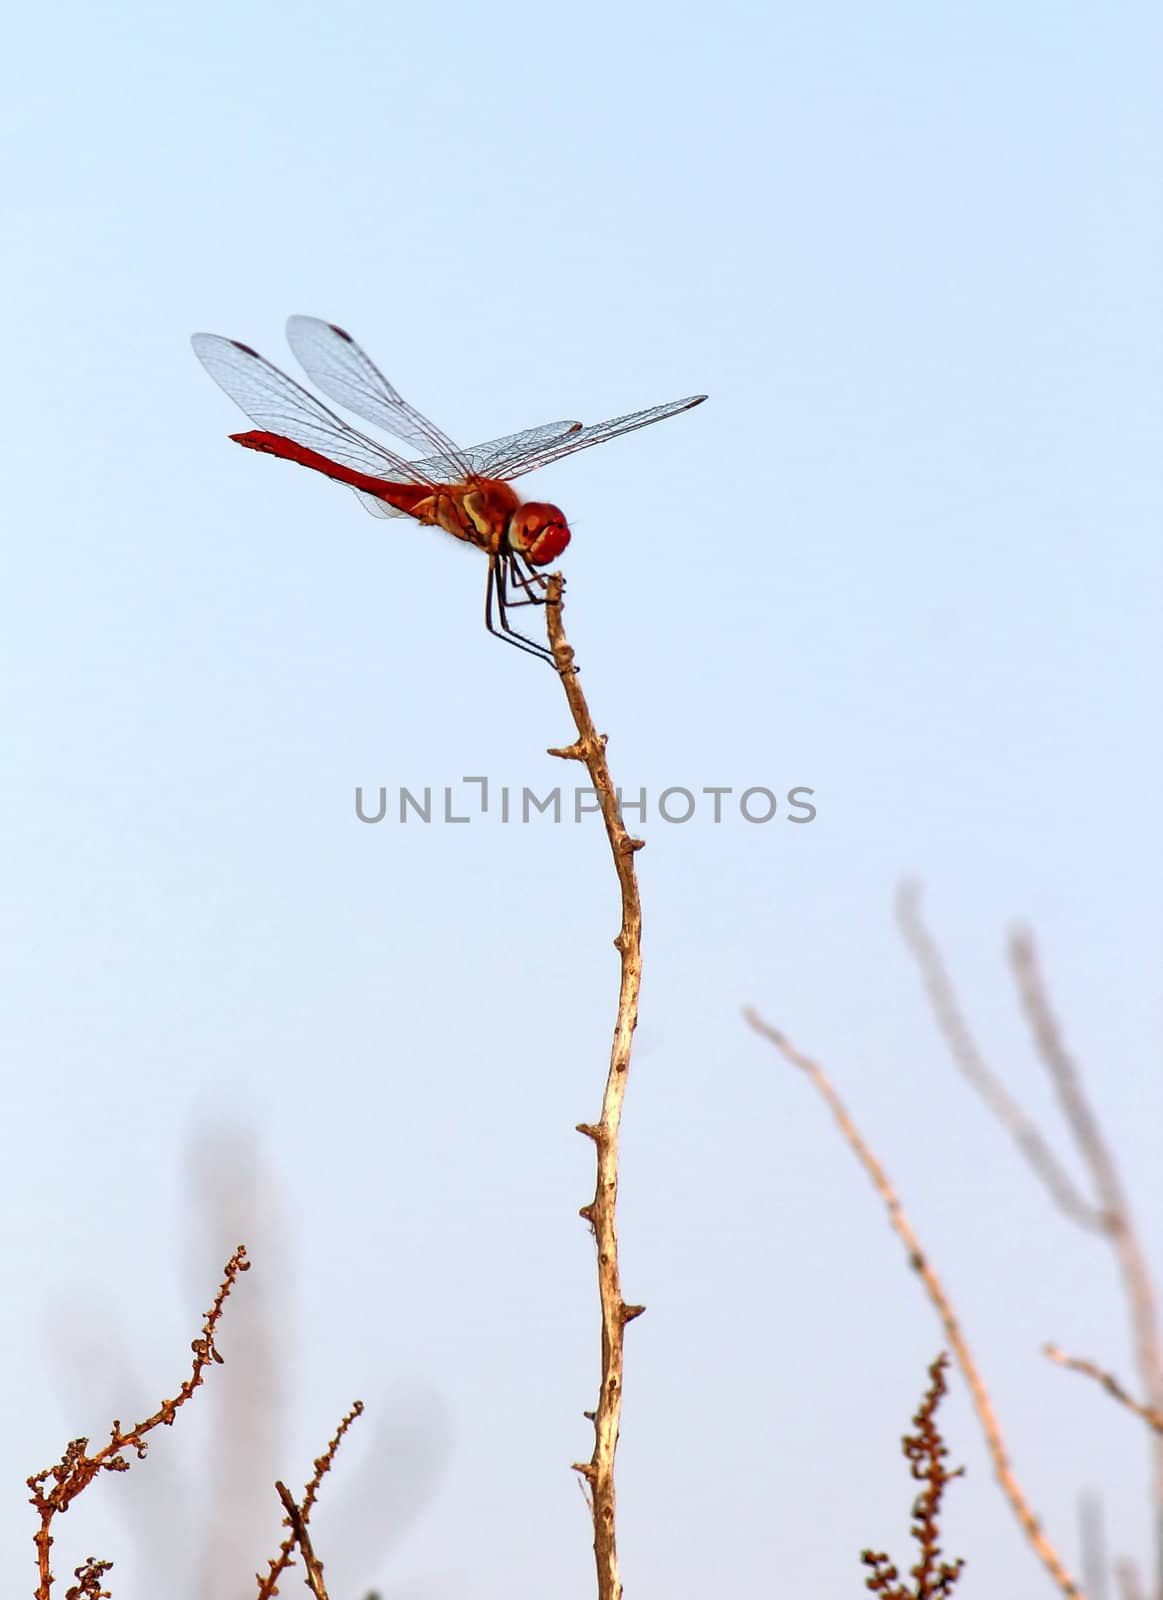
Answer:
511;503;570;565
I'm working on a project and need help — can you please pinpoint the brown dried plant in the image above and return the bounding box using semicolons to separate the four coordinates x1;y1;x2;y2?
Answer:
27;1246;250;1600
862;1353;965;1598
28;1241;363;1600
62;1559;113;1600
546;575;646;1600
42;1126;443;1600
257;1400;364;1600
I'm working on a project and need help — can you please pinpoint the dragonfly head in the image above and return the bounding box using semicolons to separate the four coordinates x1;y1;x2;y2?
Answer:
509;503;570;566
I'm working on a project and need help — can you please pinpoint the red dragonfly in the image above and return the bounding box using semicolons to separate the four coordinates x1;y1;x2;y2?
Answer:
192;316;706;664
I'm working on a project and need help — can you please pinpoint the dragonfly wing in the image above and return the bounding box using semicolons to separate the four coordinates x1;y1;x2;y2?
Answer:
192;333;432;486
343;427;581;516
464;419;583;477
400;419;583;480
286;316;471;475
351;487;408;518
493;394;707;481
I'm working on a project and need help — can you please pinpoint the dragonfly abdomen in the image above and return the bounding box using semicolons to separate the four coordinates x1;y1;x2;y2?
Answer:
229;430;433;516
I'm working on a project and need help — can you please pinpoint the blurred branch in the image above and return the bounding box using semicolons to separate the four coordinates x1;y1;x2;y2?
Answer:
896;882;1104;1230
902;886;1163;1598
1080;1493;1109;1600
187;1124;291;1600
546;576;645;1600
744;1010;1082;1599
1011;923;1163;1593
1010;932;1163;1428
1117;1560;1147;1600
1046;1347;1163;1435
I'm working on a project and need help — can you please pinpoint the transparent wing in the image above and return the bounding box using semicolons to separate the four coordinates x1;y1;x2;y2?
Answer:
343;422;582;517
191;332;437;487
351;488;407;518
467;418;584;476
492;394;708;481
286;315;471;474
407;418;582;479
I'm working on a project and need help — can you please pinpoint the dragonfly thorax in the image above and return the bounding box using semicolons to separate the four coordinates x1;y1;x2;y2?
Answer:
508;502;570;566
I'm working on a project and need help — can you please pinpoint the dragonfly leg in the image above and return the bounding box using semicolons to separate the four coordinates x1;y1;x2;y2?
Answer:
502;557;552;609
485;555;557;665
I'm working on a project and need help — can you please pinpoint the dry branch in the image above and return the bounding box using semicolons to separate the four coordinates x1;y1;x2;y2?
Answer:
28;1246;250;1600
545;575;645;1600
256;1400;364;1600
744;1009;1082;1599
275;1484;329;1600
1045;1347;1163;1436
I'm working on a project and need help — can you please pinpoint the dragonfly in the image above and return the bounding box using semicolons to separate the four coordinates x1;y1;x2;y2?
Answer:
191;316;706;664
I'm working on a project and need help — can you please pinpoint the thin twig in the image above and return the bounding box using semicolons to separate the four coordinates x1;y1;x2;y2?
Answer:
744;1009;1083;1599
256;1401;363;1600
546;576;645;1600
1045;1347;1163;1435
28;1246;250;1600
896;882;1105;1230
1011;928;1163;1590
276;1484;329;1600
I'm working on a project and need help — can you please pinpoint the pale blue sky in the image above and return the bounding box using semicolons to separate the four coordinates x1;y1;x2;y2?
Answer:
2;1;1160;1597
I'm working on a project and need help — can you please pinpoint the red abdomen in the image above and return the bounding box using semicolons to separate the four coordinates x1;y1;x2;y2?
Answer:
230;430;431;515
